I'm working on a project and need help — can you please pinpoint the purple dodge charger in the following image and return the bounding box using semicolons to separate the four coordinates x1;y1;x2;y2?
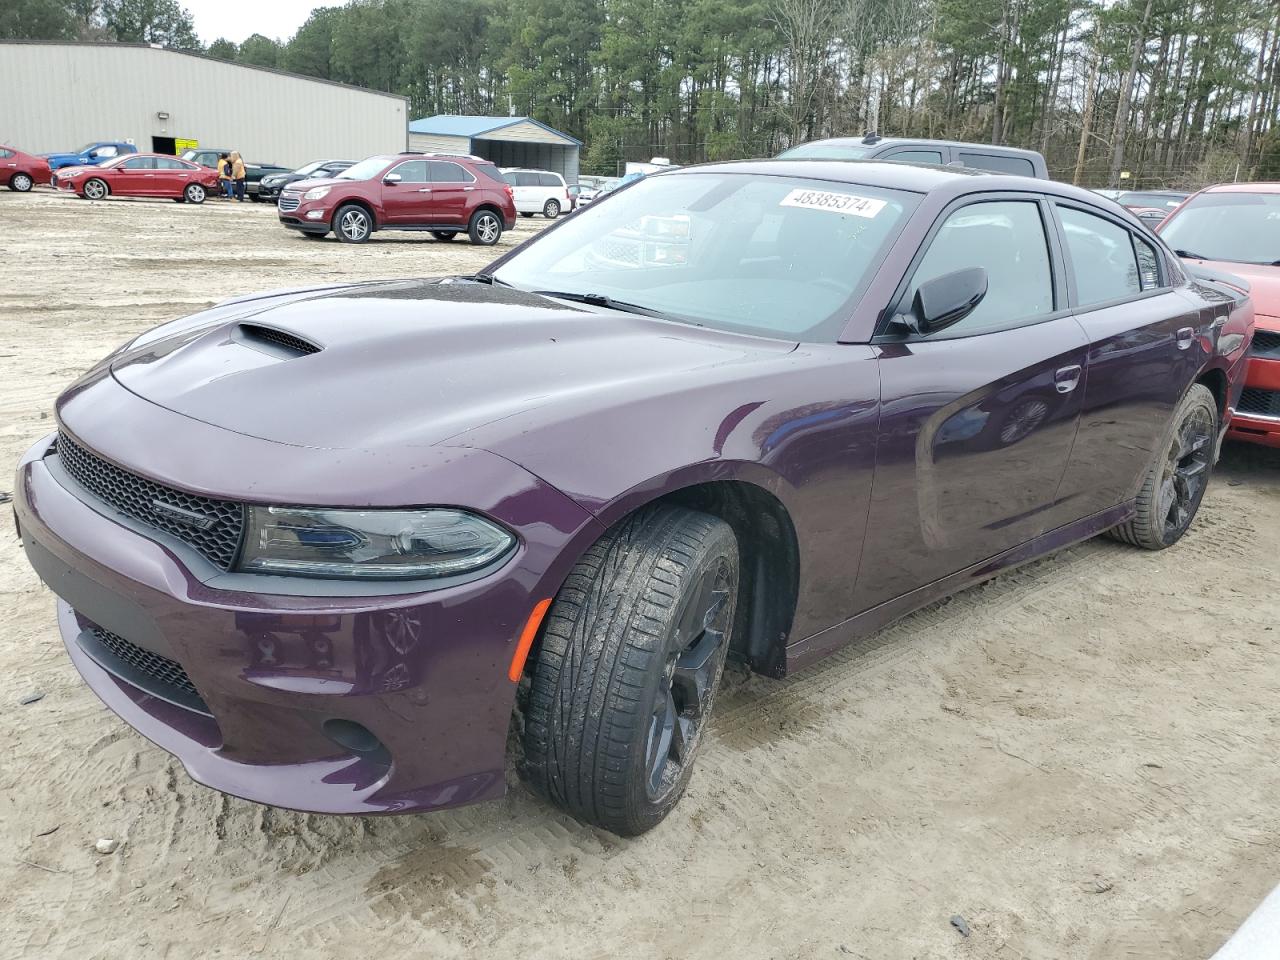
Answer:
15;161;1253;835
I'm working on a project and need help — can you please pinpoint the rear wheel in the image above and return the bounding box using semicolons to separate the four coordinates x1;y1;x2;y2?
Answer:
521;505;738;836
431;231;457;242
334;204;372;243
302;231;327;240
1108;383;1217;550
183;183;206;204
467;209;502;246
11;173;33;192
543;198;561;218
520;212;534;218
82;178;108;201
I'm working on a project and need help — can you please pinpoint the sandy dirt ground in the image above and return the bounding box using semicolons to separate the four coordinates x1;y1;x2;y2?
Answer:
2;189;1279;960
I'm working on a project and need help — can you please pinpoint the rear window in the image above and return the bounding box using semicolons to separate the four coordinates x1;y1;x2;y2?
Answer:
475;163;507;185
956;152;1035;176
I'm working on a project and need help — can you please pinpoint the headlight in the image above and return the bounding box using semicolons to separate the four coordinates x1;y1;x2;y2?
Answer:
303;186;331;201
239;506;515;580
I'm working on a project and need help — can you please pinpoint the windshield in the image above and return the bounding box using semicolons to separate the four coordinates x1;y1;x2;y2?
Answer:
777;142;874;161
293;161;325;176
492;172;919;341
337;156;393;180
1161;191;1280;265
1120;191;1185;208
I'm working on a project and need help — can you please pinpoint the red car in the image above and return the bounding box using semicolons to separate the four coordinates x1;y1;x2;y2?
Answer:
1159;182;1280;446
51;153;218;204
278;153;517;245
1;145;51;192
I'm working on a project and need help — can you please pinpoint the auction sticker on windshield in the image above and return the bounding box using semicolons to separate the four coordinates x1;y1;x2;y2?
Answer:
780;189;886;218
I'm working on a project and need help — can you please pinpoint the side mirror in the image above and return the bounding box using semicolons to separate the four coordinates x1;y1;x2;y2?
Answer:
904;267;988;335
382;173;402;185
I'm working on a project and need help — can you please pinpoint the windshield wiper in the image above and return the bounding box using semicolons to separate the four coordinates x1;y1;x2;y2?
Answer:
532;290;681;321
1173;248;1212;260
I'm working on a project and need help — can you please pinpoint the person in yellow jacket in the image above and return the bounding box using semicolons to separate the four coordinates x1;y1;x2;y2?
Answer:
229;151;247;202
216;152;233;199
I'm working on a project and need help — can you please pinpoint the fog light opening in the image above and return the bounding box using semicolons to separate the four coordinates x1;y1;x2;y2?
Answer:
323;719;389;764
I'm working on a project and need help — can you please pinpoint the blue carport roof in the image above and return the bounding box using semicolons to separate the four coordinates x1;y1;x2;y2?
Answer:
407;115;582;146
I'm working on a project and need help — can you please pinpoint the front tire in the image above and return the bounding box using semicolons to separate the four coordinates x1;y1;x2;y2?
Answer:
431;231;457;242
11;173;34;192
82;178;108;201
1108;383;1217;550
467;209;502;245
521;505;738;836
334;204;372;243
183;183;206;204
543;198;561;218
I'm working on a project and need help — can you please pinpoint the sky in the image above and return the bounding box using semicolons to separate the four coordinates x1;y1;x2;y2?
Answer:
183;0;324;46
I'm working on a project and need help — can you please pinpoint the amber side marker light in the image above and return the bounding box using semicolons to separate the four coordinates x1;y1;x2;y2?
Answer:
508;598;553;682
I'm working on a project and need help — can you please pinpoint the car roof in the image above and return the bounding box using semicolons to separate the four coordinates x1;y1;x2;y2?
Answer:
789;136;1043;157
1199;181;1280;195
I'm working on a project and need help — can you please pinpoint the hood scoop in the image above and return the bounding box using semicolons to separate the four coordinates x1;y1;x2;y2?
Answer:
236;323;322;357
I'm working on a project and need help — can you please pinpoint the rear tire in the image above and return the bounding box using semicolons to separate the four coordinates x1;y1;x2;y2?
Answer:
82;178;108;201
543;198;561;218
431;231;457;242
11;173;33;192
467;209;502;245
520;212;533;218
1108;383;1217;550
302;231;327;240
183;183;206;204
520;505;738;836
334;203;372;243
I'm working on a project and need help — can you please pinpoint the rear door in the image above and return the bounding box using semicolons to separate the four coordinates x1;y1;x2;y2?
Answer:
153;156;191;195
855;194;1090;611
425;160;474;225
379;159;430;224
1050;201;1211;516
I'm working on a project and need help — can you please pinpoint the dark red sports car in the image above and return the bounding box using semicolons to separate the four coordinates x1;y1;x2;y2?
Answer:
15;161;1253;835
51;152;218;204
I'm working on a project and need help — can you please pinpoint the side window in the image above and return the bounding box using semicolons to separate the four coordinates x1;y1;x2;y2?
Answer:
516;172;539;187
429;161;474;183
388;160;428;183
121;157;156;170
155;158;184;169
905;200;1055;335
882;149;944;165
0;149;12;159
957;152;1035;176
1058;206;1142;306
537;173;562;187
502;171;518;185
94;146;119;159
1133;234;1163;291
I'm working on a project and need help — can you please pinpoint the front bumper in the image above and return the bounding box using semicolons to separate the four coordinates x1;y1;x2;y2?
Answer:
15;409;600;814
1228;322;1280;448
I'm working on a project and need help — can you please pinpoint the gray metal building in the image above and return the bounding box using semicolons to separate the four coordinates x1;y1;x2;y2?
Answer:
0;41;407;167
408;115;581;184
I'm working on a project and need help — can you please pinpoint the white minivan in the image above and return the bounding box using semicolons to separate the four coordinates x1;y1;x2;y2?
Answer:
501;168;571;218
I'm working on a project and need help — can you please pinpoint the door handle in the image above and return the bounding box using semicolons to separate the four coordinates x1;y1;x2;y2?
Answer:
1176;326;1194;350
417;188;432;193
463;186;475;191
1054;364;1082;394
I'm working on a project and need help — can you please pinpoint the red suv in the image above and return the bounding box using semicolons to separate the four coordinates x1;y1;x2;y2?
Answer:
278;153;517;245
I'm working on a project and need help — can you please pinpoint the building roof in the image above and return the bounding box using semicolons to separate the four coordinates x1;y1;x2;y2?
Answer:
408;115;582;146
0;40;408;104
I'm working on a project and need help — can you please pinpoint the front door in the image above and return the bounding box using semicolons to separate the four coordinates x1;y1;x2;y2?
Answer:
855;196;1089;612
379;160;431;225
425;159;474;225
1050;202;1216;516
113;156;157;195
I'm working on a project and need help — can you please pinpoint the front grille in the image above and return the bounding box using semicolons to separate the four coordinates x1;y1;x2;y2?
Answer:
239;323;320;355
1251;330;1280;359
57;432;245;569
278;195;300;212
1238;387;1280;418
83;626;209;715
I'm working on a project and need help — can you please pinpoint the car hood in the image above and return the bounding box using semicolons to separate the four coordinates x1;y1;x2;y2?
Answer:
282;176;345;192
42;152;85;162
107;279;797;451
1183;258;1280;319
54;165;91;177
